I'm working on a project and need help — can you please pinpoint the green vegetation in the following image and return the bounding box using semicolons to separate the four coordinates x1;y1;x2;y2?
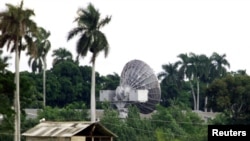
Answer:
0;1;250;141
1;49;249;141
101;104;207;141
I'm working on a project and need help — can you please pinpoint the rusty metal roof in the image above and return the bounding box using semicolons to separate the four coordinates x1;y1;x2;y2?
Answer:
22;121;117;137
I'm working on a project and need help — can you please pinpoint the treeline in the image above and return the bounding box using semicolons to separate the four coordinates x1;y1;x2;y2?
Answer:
157;52;250;124
1;48;250;141
1;0;250;141
22;56;120;109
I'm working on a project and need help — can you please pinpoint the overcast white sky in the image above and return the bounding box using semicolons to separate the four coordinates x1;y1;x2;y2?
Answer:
1;0;250;76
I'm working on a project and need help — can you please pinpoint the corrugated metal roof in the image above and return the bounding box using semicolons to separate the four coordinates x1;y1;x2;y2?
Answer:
22;121;117;137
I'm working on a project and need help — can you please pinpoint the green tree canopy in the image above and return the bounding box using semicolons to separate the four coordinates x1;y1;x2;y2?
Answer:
206;73;250;124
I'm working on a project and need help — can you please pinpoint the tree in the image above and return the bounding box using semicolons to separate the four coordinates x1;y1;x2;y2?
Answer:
0;1;38;141
210;52;230;78
51;60;82;107
100;72;120;90
28;27;51;108
67;3;112;122
188;53;211;111
0;50;15;138
51;47;73;66
206;74;250;124
45;71;61;107
158;62;181;87
158;62;182;106
151;104;206;141
178;53;197;110
178;52;217;111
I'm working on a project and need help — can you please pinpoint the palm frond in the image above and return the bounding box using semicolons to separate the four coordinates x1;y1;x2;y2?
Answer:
31;58;37;72
157;72;167;80
0;0;38;57
38;58;43;72
0;34;11;49
68;3;111;65
97;16;112;29
90;30;109;57
24;34;37;57
67;27;85;41
28;57;32;67
77;3;100;30
76;33;90;57
43;40;51;54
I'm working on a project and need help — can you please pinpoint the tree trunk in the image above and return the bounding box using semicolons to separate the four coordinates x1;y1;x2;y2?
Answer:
204;83;208;112
90;61;96;122
197;79;199;111
14;45;20;141
189;81;196;110
204;96;208;112
43;57;46;108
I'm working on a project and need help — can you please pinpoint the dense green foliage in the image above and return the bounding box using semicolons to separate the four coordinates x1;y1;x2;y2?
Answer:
206;73;250;124
1;49;250;141
101;104;207;141
1;1;250;141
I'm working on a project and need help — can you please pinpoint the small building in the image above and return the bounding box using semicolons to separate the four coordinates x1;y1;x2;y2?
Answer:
22;121;117;141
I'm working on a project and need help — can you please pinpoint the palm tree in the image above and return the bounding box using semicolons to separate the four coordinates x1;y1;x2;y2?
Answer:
157;62;182;106
28;27;51;108
67;3;111;122
189;52;203;111
191;53;212;111
158;62;181;87
210;52;230;78
0;1;38;141
52;47;73;66
197;54;213;112
178;53;197;110
177;53;192;80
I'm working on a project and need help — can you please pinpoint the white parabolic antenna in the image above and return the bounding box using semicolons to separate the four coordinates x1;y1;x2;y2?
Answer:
100;59;161;118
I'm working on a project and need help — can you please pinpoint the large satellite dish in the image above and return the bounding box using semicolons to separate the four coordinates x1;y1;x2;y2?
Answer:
100;59;161;118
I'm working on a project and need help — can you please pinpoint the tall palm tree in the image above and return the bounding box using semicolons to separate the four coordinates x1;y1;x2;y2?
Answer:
178;52;210;111
0;1;38;141
198;54;213;112
190;53;212;111
28;27;51;108
52;47;73;66
67;3;111;122
178;53;197;110
186;52;200;110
